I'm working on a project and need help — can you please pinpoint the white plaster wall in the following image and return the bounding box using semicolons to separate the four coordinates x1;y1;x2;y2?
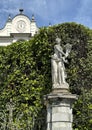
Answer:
0;21;12;36
30;22;38;36
0;13;39;46
11;15;31;33
0;38;13;46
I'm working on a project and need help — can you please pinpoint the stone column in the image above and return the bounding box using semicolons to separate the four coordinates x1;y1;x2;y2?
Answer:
44;88;77;130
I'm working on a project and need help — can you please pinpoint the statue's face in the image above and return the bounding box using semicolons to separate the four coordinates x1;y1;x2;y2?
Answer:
56;38;61;44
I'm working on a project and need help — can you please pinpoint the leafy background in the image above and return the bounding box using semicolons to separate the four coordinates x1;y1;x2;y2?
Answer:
0;22;92;130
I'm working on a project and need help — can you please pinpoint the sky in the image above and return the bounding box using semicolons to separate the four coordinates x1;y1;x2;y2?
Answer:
0;0;92;29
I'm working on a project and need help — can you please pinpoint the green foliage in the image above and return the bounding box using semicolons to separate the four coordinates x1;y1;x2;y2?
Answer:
0;22;92;129
73;89;92;130
0;41;45;129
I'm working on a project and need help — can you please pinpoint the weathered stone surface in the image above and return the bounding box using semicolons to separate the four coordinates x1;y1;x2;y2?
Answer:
44;93;77;130
51;38;72;89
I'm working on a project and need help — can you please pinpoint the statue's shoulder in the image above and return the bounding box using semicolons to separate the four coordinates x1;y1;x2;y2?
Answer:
54;44;60;49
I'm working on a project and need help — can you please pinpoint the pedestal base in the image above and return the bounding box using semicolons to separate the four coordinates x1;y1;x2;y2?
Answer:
44;92;77;130
52;83;70;93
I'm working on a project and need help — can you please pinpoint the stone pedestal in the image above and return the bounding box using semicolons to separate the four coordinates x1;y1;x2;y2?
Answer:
44;88;77;130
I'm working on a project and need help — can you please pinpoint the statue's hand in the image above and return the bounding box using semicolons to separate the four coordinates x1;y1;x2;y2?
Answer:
62;57;68;63
65;52;69;57
65;59;68;63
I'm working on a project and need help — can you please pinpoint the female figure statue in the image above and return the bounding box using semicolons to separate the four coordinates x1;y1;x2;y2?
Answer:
51;37;72;88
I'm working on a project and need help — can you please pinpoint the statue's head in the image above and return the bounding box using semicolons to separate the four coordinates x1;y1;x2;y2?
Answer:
56;37;61;44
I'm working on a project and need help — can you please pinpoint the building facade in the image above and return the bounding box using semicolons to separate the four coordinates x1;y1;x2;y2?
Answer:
0;9;38;46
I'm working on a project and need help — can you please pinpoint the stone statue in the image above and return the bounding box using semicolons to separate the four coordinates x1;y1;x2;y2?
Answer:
51;37;72;88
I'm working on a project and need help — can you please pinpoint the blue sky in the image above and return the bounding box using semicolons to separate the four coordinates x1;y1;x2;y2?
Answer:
0;0;92;28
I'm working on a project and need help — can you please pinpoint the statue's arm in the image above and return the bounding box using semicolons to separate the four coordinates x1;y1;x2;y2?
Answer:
55;45;66;56
62;57;68;63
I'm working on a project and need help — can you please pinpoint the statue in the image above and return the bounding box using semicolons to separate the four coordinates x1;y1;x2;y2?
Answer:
51;37;72;88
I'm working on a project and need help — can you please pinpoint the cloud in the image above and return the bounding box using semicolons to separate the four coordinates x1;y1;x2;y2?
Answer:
0;0;48;20
0;0;79;27
0;0;21;14
0;0;92;28
74;0;92;28
28;0;48;19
